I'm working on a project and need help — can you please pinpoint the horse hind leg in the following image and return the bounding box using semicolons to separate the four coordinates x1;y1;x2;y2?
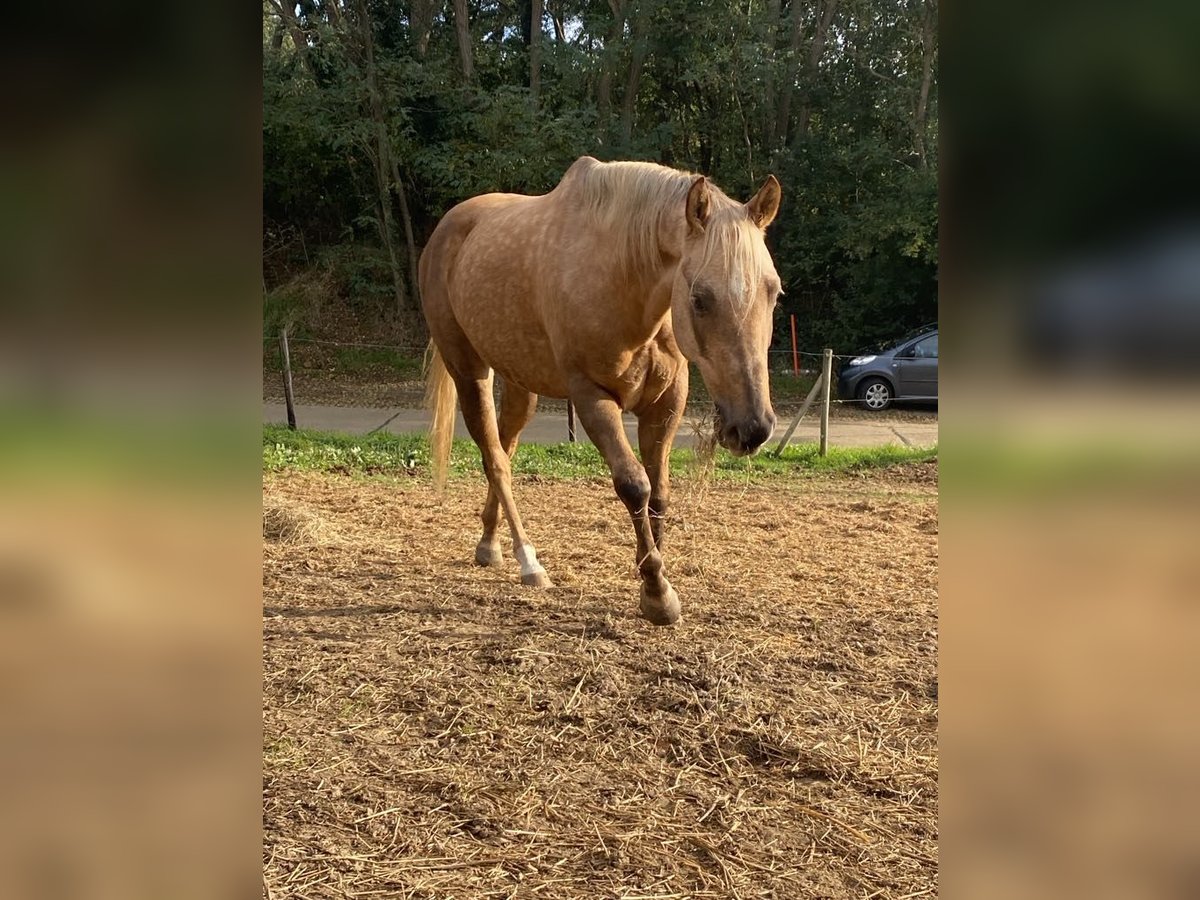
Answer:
453;373;552;588
475;380;538;567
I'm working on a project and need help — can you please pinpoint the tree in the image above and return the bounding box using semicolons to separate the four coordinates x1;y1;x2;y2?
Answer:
262;0;939;350
452;0;474;83
530;0;544;108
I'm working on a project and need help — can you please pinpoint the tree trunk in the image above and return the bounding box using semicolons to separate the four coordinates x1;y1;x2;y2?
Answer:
267;0;316;79
619;2;651;146
452;0;475;83
517;0;533;44
696;81;713;172
388;154;422;309
596;0;627;132
411;0;439;58
369;151;408;315
552;2;566;43
795;0;840;142
355;0;411;313
913;0;937;167
530;0;543;108
775;0;839;147
774;0;805;147
761;0;781;147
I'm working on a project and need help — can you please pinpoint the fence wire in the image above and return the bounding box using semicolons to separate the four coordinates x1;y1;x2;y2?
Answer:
266;332;938;416
266;334;863;361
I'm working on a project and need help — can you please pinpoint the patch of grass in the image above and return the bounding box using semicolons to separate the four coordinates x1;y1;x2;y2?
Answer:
264;425;935;481
333;347;425;378
263;426;432;475
715;441;937;476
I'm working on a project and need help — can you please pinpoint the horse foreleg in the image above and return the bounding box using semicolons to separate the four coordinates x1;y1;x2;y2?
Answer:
637;371;687;552
569;378;681;626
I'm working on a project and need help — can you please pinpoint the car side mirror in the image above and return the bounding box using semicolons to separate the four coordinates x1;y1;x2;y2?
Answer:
896;347;914;359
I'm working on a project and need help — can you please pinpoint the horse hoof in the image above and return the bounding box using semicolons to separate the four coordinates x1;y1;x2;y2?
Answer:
640;582;682;626
474;542;503;567
521;570;554;588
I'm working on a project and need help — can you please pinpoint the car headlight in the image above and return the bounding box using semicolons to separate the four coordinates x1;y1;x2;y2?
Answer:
848;355;876;366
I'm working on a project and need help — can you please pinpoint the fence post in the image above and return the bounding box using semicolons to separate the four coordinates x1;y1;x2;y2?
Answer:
567;400;577;442
279;325;297;431
819;347;832;456
771;373;824;457
790;314;799;377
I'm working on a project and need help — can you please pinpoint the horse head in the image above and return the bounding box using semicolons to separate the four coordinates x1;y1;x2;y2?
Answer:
669;175;783;456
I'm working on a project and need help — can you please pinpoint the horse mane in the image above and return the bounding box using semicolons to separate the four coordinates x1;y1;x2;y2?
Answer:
571;160;769;303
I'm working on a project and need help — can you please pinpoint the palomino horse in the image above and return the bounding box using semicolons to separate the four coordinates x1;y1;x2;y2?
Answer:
419;156;782;625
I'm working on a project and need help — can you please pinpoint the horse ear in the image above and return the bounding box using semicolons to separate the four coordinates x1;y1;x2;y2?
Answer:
746;175;781;229
685;176;711;234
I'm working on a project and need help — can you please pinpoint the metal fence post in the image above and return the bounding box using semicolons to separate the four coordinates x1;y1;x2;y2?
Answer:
819;347;832;456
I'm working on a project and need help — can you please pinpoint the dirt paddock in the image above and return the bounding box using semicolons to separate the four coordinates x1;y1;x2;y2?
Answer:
263;465;938;898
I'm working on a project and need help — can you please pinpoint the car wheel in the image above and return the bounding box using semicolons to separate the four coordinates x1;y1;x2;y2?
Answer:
858;377;893;411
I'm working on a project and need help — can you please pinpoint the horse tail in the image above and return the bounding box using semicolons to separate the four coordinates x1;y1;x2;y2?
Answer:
424;343;457;491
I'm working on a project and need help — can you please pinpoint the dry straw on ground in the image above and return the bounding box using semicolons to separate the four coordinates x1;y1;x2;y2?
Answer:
263;498;340;546
263;464;938;898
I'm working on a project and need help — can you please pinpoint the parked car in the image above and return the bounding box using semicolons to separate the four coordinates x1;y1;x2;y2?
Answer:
837;326;938;411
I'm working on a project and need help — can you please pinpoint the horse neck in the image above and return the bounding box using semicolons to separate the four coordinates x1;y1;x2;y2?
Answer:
620;255;678;335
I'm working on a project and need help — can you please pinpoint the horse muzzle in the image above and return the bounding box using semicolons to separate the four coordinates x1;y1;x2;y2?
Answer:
714;405;776;456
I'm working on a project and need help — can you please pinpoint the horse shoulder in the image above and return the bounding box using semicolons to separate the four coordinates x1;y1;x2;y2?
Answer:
616;329;682;413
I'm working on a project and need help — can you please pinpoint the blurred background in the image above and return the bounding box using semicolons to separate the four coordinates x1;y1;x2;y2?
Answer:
943;1;1200;898
0;1;261;898
1;0;1198;896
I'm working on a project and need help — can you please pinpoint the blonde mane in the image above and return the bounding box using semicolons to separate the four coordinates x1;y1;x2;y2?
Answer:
572;160;771;307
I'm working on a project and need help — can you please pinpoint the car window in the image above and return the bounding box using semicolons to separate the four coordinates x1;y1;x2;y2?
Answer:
911;335;938;359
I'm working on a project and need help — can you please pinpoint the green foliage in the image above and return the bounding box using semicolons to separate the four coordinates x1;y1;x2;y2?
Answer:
263;273;330;337
316;243;398;315
263;0;938;353
263;425;936;482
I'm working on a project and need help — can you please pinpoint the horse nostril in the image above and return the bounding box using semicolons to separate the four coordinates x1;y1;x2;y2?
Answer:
739;417;773;452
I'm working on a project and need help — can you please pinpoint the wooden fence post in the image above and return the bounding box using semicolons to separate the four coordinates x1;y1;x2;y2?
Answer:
567;400;577;442
771;373;824;457
819;347;832;456
790;314;799;377
279;326;297;431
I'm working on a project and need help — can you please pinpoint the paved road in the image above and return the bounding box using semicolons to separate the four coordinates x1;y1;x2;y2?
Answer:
264;403;937;449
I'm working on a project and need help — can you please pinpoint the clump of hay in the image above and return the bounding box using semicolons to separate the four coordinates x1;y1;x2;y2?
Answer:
683;408;719;486
263;498;335;545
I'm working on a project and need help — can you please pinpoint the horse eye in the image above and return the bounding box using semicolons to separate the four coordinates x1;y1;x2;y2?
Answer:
691;291;712;315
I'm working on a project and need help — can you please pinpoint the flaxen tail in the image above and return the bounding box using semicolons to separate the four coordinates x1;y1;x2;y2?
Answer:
424;343;457;491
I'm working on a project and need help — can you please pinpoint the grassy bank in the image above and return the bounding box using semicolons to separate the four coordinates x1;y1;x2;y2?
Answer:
264;424;936;481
